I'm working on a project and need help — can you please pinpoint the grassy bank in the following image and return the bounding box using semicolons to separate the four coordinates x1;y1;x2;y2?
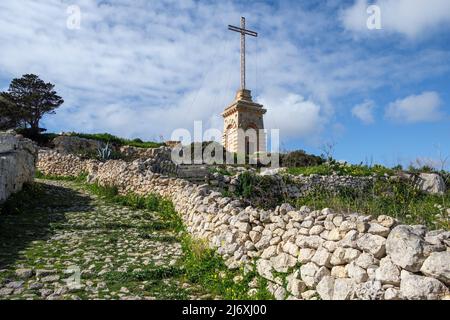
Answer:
17;129;163;149
231;171;449;230
286;163;395;177
286;162;449;188
291;180;449;230
66;132;163;149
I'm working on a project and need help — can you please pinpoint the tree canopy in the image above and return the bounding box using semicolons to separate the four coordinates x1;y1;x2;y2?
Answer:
0;74;64;133
0;94;21;130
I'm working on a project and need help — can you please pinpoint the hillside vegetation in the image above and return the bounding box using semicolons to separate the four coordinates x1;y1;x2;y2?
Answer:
17;130;163;149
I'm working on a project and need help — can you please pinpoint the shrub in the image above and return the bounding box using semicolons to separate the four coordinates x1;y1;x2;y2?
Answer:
280;150;323;168
66;132;163;149
287;162;394;177
235;171;256;198
233;172;285;208
209;166;232;176
15;128;58;147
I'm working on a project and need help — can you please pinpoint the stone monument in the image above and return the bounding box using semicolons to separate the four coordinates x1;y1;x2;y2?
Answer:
222;17;267;155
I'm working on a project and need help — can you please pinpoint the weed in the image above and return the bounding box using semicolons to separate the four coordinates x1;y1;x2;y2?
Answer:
292;179;449;230
180;236;272;300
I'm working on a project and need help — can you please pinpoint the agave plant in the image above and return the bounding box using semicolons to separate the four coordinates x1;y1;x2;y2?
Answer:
97;142;112;161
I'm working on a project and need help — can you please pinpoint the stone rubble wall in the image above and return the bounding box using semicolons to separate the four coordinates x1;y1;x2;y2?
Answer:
37;147;177;178
0;131;38;203
278;174;374;199
209;172;374;203
52;135;104;155
51;135;174;162
37;149;99;177
210;171;446;200
36;153;450;300
119;145;157;161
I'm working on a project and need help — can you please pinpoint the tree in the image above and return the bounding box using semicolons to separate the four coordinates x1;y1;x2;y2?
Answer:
2;74;64;134
0;94;22;130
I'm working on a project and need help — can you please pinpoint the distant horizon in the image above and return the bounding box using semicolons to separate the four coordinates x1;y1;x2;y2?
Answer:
1;0;449;170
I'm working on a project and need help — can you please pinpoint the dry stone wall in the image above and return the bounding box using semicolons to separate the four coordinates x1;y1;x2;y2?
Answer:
37;149;99;177
37;147;176;178
51;135;173;162
119;145;161;161
209;171;374;205
37;152;450;300
208;170;446;208
52;135;104;155
0;131;37;203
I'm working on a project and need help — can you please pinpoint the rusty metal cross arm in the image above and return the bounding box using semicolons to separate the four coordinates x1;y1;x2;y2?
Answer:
227;25;258;37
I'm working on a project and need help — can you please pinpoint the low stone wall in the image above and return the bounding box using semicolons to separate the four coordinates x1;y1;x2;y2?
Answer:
0;131;37;203
52;135;104;155
37;147;177;178
119;145;161;161
51;135;173;162
37;149;99;177
37;153;450;300
208;170;446;208
209;172;374;205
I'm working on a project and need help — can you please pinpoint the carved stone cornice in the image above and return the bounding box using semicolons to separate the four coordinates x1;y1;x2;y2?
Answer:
222;89;267;118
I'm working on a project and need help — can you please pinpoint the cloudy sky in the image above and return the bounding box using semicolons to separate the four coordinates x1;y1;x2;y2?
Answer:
1;0;449;168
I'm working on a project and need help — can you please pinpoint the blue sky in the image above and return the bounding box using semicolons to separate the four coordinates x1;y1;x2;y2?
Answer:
0;0;449;169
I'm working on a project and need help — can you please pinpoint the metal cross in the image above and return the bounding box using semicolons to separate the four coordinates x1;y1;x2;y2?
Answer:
228;17;258;90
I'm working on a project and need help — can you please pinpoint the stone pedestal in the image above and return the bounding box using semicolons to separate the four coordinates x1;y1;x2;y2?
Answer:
222;89;267;155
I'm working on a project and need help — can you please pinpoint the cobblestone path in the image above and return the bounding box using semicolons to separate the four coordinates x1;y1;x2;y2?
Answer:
0;180;210;300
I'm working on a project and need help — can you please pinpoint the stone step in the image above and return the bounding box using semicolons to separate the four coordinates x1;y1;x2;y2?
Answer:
176;165;209;183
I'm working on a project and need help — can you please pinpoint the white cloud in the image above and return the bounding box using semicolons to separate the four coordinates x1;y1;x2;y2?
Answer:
341;0;450;38
341;0;369;33
385;91;444;123
0;0;448;146
0;0;341;142
259;93;328;144
352;100;375;124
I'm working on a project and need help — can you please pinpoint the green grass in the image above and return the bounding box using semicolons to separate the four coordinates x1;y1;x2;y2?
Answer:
142;280;190;300
286;163;395;177
209;166;233;176
66;132;163;149
292;179;449;230
180;236;272;300
231;171;285;208
22;131;163;149
35;170;88;182
104;265;184;283
226;170;449;230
